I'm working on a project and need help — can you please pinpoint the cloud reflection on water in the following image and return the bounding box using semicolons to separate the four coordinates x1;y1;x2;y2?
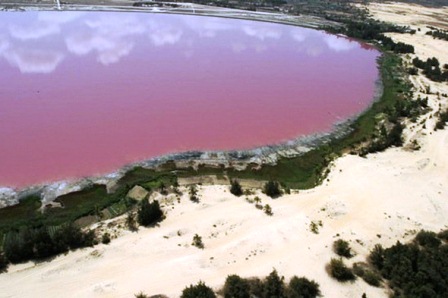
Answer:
0;11;364;74
66;15;145;65
3;48;64;74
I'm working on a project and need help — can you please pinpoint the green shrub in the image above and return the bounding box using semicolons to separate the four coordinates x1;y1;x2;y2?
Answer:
230;180;243;197
415;230;441;248
263;181;282;198
137;200;163;227
368;244;384;270
101;233;111;244
181;281;216;298
264;204;273;216
333;239;353;258
192;234;204;249
223;275;250;298
189;185;199;203
287;276;320;298
246;278;263;298
362;270;381;287
327;258;356;282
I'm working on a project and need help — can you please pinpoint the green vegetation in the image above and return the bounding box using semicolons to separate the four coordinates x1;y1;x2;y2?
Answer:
263;181;282;198
0;195;42;231
413;56;448;82
134;292;149;298
353;263;382;287
230;179;243;197
435;109;448;130
333;239;354;258
287;276;321;298
2;223;94;264
215;270;320;298
223;275;251;298
136;269;319;297
137;200;163;227
327;258;356;282
0;252;8;273
192;234;204;249
181;281;216;298
426;28;448;41
189;185;200;203
263;204;273;216
310;220;322;234
365;229;448;297
263;269;285;297
101;233;111;244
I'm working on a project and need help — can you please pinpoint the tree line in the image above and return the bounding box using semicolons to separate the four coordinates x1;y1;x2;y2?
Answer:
1;223;95;265
412;56;448;82
136;269;320;298
368;229;448;297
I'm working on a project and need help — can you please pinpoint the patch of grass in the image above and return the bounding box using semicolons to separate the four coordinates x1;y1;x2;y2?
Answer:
0;195;42;232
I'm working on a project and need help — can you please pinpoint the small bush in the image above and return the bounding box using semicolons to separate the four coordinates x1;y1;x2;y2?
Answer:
327;258;356;282
230;180;243;197
134;292;149;298
333;239;353;258
137;200;163;227
309;221;322;234
415;230;441;248
189;185;199;203
263;181;282;198
287;276;320;298
362;270;382;287
192;234;204;249
181;281;216;298
223;275;250;298
101;233;111;244
264;204;273;216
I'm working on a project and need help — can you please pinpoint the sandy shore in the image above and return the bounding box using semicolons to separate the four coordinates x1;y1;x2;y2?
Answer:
1;2;448;297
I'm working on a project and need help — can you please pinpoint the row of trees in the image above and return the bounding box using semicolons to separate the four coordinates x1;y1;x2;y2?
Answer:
136;270;320;298
426;29;448;41
412;56;448;82
230;180;283;199
2;223;95;265
180;270;320;298
0;197;165;272
377;35;415;54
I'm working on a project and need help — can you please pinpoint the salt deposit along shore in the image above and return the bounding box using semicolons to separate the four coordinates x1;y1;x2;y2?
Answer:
1;2;448;297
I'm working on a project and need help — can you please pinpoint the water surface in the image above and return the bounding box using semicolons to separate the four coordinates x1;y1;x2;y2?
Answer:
0;11;380;187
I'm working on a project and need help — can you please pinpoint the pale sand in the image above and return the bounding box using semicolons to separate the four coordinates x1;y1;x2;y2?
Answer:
1;2;448;297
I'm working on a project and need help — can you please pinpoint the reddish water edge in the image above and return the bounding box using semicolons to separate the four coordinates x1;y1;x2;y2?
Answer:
0;11;380;188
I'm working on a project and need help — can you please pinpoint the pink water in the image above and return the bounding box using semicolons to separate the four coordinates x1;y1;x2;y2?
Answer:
0;11;380;188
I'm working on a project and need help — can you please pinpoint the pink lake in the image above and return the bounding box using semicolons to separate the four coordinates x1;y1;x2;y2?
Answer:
0;11;380;188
